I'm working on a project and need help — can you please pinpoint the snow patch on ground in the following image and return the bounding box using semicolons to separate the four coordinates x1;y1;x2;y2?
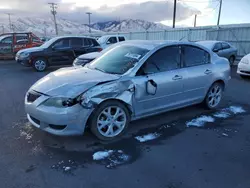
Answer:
135;133;160;142
228;106;246;114
93;150;114;160
186;116;215;127
213;111;231;119
20;130;33;140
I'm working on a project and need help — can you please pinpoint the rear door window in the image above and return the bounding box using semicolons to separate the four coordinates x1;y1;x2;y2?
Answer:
182;45;210;67
222;42;230;49
1;37;13;44
83;38;92;46
107;37;118;44
70;38;83;47
118;37;125;42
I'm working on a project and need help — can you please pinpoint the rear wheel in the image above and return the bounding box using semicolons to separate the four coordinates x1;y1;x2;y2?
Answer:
240;75;249;79
33;58;48;72
204;83;224;109
89;100;130;141
229;56;235;66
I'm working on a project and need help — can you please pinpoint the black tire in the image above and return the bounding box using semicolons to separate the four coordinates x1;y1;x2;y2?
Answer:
240;75;249;79
204;82;224;110
89;100;130;141
33;58;48;72
229;56;235;66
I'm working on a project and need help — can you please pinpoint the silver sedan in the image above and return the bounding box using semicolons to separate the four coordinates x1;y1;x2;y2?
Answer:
25;40;231;140
197;40;237;66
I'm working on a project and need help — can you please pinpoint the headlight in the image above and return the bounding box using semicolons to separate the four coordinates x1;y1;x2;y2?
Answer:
240;59;249;64
73;58;90;66
20;52;30;58
42;97;77;108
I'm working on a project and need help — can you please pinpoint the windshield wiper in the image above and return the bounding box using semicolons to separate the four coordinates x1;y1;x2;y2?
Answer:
94;67;107;73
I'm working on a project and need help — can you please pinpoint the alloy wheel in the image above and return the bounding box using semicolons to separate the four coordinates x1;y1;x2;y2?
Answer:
208;85;222;108
34;60;46;71
97;106;127;138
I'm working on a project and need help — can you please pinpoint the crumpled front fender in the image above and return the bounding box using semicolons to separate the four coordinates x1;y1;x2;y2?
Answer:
80;80;135;114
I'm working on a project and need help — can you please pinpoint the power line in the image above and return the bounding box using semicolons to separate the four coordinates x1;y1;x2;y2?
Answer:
48;3;58;35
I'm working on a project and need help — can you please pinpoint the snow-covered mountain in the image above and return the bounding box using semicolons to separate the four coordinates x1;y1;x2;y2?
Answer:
0;17;170;37
91;19;170;32
1;17;101;37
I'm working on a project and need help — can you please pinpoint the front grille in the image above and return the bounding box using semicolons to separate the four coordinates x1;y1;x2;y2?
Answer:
27;91;41;103
30;116;40;125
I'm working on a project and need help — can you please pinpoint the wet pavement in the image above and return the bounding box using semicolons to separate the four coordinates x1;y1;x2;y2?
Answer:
1;61;250;188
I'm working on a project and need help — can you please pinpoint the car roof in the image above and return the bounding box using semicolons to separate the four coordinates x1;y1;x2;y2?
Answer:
117;40;202;51
196;40;228;49
51;36;97;40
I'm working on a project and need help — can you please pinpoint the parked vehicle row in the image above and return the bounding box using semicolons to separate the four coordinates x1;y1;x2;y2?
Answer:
25;40;231;140
16;36;102;71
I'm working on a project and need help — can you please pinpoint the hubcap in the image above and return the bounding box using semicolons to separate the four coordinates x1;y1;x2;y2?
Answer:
208;85;222;108
34;60;46;71
97;106;127;137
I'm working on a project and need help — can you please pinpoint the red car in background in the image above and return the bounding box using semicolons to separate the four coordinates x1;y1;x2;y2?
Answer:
0;32;43;59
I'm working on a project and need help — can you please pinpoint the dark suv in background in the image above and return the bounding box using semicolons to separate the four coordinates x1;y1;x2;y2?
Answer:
15;36;102;71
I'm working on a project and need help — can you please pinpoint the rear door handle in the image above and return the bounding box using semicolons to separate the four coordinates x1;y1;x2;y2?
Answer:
172;75;183;80
204;69;212;75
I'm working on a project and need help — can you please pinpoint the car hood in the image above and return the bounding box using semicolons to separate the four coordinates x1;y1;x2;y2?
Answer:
31;66;120;98
18;47;44;54
78;52;101;60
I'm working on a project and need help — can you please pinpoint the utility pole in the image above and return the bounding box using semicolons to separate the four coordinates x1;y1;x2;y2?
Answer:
48;3;58;35
86;12;92;33
217;0;222;26
172;0;177;28
5;13;13;32
1;25;4;34
194;14;197;27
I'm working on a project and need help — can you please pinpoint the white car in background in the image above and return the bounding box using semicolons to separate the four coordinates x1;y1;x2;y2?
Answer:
237;54;250;78
97;35;126;49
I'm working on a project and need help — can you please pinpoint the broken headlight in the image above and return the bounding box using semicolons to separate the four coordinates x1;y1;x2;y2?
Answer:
43;97;77;108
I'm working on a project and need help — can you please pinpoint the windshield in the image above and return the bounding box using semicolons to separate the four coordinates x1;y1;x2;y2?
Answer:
89;45;149;75
40;37;58;48
98;36;108;44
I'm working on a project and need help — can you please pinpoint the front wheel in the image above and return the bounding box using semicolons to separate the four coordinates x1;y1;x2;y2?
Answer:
204;83;224;109
90;101;130;141
33;58;48;72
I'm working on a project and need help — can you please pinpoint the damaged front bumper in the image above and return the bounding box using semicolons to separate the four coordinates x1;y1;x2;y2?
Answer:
25;93;94;136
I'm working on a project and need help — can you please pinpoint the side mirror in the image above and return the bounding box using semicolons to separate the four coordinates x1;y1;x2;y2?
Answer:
213;48;219;53
146;80;157;95
106;41;111;44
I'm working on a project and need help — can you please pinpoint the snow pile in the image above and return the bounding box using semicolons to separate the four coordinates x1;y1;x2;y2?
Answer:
213;111;231;118
93;150;114;160
228;106;246;114
135;133;160;142
92;150;130;168
186;116;215;127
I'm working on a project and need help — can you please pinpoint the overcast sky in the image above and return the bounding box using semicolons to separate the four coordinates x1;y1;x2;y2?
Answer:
0;0;249;27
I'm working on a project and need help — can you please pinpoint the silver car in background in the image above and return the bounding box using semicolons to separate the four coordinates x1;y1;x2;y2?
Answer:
197;40;237;66
25;40;231;140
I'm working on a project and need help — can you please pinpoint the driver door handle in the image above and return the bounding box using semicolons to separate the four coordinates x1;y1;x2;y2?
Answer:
204;69;212;75
172;75;183;80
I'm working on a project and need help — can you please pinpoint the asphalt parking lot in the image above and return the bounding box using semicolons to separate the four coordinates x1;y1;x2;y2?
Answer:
1;61;250;188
